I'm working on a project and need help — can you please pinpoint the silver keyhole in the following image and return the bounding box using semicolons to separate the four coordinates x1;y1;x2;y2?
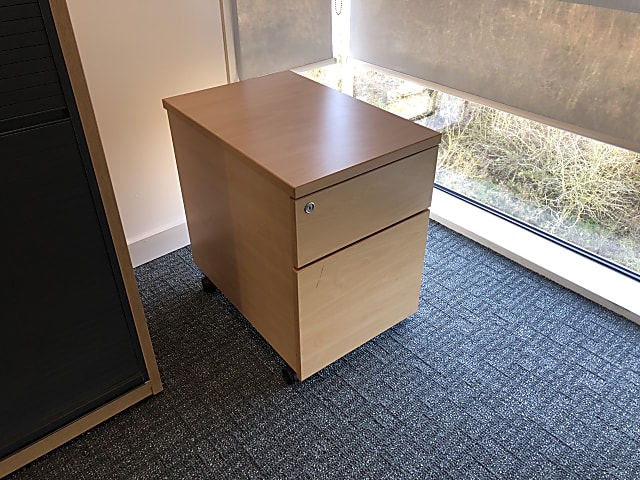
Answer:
304;202;315;214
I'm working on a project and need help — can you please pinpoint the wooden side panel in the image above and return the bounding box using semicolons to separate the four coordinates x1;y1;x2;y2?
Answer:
294;148;437;267
297;211;430;380
166;112;300;370
48;0;162;393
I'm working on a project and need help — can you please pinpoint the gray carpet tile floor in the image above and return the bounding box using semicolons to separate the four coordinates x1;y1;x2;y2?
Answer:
8;221;640;479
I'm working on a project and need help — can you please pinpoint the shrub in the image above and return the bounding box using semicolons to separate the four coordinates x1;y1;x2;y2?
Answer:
437;100;640;272
439;103;640;240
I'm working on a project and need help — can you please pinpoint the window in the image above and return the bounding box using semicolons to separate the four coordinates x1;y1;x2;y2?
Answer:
298;1;640;280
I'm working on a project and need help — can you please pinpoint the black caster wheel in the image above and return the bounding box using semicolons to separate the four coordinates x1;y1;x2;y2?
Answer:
201;276;217;293
282;366;298;385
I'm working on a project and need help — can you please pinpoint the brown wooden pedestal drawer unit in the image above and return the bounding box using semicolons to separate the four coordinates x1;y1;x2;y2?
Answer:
163;71;441;382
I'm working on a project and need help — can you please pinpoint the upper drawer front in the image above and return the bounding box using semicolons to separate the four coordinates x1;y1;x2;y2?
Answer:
294;147;437;267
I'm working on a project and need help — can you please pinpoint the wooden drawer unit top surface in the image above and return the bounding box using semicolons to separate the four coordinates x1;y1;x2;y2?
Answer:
162;71;441;198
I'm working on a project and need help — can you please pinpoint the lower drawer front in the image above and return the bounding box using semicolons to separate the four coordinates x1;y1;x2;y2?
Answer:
294;147;437;268
296;211;430;380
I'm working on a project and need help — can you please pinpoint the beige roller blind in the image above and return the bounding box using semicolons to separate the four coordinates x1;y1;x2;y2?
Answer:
231;0;333;80
350;0;640;152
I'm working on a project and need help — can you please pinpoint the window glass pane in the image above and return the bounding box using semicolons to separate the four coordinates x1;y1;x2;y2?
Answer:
300;63;640;276
430;94;640;276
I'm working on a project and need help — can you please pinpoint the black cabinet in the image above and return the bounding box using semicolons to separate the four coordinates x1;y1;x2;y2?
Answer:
0;1;161;475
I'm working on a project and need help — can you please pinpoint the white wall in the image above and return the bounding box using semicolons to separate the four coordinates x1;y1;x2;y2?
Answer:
65;0;228;265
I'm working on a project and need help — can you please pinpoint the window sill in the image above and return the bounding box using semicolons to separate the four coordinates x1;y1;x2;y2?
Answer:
430;188;640;325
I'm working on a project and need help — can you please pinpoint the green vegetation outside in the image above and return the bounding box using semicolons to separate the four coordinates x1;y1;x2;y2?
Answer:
438;101;640;274
304;65;640;275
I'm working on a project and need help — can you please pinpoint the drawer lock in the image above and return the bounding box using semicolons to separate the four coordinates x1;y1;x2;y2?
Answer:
304;202;315;214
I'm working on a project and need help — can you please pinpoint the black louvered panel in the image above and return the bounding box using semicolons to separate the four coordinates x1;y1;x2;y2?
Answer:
0;42;49;64
0;94;66;128
0;2;39;22
0;0;66;127
0;80;60;106
1;120;147;459
1;29;48;50
0;56;55;79
0;0;37;5
0;15;41;35
0;0;153;466
0;66;56;89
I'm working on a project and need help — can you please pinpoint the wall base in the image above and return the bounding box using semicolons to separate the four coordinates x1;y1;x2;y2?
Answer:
128;222;190;267
430;189;639;326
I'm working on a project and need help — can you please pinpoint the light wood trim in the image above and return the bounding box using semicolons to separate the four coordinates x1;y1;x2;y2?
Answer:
297;211;430;380
166;112;301;371
0;382;154;478
48;0;162;393
295;148;437;267
162;71;441;198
